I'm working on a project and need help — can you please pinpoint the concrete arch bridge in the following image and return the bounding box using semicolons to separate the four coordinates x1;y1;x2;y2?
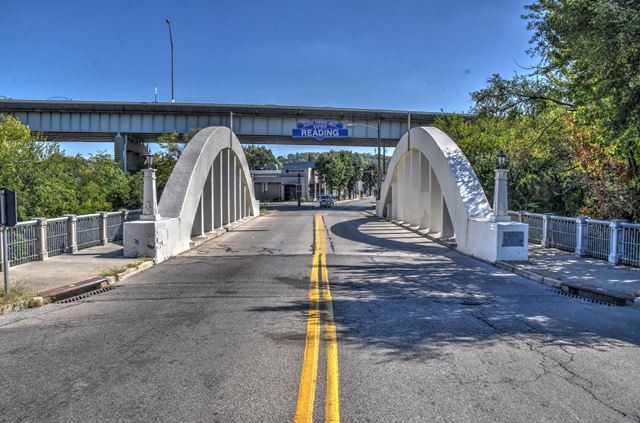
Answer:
376;126;528;262
124;126;258;262
124;125;526;263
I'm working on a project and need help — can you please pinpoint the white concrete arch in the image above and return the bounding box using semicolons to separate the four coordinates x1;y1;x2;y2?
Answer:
377;126;527;262
125;126;258;262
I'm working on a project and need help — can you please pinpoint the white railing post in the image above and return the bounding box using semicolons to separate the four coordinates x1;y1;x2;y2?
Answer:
608;220;623;265
541;213;552;248
575;217;587;257
66;214;78;253
35;218;48;261
99;212;108;245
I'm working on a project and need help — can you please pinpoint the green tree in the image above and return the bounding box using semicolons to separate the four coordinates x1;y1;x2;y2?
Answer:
462;0;640;220
243;145;281;169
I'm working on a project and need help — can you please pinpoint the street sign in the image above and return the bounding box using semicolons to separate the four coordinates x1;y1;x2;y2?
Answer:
0;188;16;293
0;188;17;227
292;121;348;141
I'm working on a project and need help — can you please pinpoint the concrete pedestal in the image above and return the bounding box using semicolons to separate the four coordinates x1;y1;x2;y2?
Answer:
467;219;529;262
123;218;183;263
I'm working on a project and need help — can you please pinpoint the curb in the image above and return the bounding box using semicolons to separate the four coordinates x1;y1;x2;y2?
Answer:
38;259;155;302
103;260;155;286
364;210;639;308
38;276;109;302
494;260;638;307
190;215;258;248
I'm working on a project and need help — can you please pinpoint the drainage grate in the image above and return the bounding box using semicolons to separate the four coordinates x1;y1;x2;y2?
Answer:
551;288;619;306
55;286;115;304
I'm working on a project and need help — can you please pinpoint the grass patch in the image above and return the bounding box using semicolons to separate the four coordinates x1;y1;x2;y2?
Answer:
0;281;47;314
260;208;274;215
99;266;129;277
99;258;153;278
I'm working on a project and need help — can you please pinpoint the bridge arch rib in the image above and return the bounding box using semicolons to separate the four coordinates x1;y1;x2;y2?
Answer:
125;126;258;262
377;126;526;261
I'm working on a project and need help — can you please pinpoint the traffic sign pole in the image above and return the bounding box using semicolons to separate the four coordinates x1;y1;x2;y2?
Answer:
0;190;9;293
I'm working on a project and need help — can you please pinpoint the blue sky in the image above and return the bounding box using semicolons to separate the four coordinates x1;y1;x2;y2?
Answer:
1;0;536;157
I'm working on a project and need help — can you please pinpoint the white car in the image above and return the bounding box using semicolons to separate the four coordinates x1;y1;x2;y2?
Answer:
319;195;334;208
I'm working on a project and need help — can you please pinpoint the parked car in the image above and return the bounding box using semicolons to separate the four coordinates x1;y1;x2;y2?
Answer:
319;195;334;208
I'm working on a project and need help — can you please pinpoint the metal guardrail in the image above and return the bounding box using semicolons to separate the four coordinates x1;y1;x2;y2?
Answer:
510;210;639;268
47;217;69;257
620;223;640;267
77;214;101;249
520;212;543;244
6;221;38;266
106;212;124;241
548;216;577;252
0;209;142;269
126;209;142;222
584;219;610;260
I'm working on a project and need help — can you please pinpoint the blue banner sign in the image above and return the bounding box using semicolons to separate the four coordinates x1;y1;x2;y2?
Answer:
292;121;348;141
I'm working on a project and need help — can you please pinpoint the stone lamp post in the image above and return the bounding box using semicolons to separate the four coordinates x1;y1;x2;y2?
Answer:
141;150;161;221
492;150;511;222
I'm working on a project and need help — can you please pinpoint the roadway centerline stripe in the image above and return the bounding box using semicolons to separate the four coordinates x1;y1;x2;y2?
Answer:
294;215;322;423
319;215;341;423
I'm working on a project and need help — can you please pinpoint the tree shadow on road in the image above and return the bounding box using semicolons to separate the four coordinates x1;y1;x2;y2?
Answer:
249;215;640;364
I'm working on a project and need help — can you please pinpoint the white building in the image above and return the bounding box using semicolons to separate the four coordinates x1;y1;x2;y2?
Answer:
251;161;326;202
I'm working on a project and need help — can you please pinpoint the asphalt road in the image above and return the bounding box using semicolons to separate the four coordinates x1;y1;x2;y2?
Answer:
1;198;639;422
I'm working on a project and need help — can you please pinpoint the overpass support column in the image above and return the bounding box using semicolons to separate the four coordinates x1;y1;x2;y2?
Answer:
221;149;230;226
213;155;222;229
203;166;214;232
114;133;125;170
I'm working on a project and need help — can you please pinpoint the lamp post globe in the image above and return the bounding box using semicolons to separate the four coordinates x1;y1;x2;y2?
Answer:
497;150;507;169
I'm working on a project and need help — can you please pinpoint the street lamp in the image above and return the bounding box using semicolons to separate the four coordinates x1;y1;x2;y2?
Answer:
497;150;507;169
145;150;155;170
165;19;175;103
347;120;382;200
493;150;510;222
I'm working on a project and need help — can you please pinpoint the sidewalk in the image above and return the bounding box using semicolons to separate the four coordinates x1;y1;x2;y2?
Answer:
497;244;640;306
372;210;640;307
1;243;141;296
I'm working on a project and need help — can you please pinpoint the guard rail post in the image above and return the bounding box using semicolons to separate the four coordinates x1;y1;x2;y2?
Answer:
541;213;552;248
35;218;48;261
66;214;78;253
608;220;623;265
575;217;587;257
99;212;108;246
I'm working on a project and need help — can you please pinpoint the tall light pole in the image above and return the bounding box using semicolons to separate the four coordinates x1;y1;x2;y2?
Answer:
347;122;382;200
165;19;175;103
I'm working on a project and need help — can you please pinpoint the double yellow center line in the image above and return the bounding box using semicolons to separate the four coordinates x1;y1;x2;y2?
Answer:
294;212;340;423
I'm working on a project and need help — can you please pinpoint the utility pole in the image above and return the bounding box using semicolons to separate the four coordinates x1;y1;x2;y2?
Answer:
377;118;381;200
165;19;175;103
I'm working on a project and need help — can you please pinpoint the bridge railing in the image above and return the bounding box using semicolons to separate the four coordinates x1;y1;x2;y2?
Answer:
0;209;142;270
508;211;640;268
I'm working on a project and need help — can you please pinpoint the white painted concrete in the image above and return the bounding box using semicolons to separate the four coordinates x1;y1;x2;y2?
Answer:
124;127;259;262
377;126;528;262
